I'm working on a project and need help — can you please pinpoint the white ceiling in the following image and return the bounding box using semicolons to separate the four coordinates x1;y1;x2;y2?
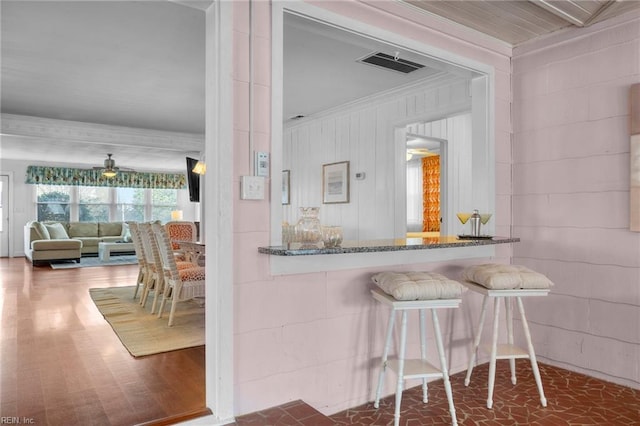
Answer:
1;0;638;172
283;13;458;121
0;0;207;172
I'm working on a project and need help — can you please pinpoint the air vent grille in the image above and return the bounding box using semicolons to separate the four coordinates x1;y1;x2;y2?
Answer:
358;52;425;74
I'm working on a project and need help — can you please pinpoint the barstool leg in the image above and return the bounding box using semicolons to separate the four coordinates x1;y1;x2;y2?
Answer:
487;297;502;409
374;309;396;408
394;311;409;426
432;309;458;426
505;297;517;385
465;295;489;386
419;309;428;403
516;297;547;407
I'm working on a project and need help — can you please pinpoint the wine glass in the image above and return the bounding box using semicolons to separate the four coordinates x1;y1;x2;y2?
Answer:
456;212;472;235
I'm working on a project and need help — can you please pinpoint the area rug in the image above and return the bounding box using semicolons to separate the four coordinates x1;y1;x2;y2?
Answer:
51;255;138;269
89;286;205;357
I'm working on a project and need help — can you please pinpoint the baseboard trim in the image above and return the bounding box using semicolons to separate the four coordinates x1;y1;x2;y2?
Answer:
135;408;213;426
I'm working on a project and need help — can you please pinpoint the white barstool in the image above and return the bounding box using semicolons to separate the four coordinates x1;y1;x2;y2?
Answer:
371;271;466;426
462;263;554;409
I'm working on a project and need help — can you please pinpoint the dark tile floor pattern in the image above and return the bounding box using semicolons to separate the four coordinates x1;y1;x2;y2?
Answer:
234;362;639;425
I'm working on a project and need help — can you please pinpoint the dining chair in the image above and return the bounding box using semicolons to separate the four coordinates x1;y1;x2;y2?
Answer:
152;222;205;327
137;222;163;311
164;220;198;261
138;222;194;314
127;222;150;301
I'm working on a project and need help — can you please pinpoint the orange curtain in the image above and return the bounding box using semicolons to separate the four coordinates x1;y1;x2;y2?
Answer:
422;156;440;232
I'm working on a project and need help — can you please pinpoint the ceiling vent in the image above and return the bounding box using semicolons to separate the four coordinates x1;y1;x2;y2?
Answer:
358;52;425;74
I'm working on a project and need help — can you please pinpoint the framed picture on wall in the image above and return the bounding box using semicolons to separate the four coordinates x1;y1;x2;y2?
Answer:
282;170;290;205
322;161;350;204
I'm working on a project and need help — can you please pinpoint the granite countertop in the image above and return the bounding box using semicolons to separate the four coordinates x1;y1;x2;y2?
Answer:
258;235;520;256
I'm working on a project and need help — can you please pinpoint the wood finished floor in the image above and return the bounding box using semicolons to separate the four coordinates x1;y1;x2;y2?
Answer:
0;257;206;426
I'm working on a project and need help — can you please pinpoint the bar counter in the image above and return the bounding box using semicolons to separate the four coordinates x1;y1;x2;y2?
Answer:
258;235;520;256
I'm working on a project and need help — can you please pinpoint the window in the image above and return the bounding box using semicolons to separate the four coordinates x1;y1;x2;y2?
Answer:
151;189;178;222
79;186;110;222
116;188;145;222
36;185;71;222
35;185;178;222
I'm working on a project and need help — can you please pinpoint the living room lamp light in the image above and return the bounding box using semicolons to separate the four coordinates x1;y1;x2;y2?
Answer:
171;210;183;220
102;169;117;178
192;160;206;175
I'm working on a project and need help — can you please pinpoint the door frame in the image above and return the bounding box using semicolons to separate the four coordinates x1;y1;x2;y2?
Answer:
0;172;14;257
196;1;234;424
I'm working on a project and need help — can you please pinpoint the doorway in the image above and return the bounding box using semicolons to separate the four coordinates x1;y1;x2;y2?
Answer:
0;174;10;257
406;134;445;237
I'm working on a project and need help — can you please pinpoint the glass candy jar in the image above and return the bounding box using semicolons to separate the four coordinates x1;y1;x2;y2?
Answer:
322;226;343;248
295;207;322;247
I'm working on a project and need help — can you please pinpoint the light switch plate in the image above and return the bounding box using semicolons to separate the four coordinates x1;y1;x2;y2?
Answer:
240;176;265;200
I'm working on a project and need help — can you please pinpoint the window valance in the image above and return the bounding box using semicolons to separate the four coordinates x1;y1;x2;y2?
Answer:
25;165;187;189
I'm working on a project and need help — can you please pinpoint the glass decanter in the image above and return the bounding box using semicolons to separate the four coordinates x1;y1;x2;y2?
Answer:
295;207;322;247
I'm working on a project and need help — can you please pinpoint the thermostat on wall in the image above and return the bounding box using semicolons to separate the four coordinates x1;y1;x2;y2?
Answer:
255;152;269;177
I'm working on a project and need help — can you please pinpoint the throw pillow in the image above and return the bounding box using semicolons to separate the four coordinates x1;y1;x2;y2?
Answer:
44;223;69;240
32;221;50;240
121;222;132;242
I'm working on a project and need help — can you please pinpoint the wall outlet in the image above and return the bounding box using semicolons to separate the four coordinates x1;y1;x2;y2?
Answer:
240;176;265;200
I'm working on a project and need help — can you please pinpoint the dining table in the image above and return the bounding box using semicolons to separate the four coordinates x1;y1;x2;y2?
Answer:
177;240;206;266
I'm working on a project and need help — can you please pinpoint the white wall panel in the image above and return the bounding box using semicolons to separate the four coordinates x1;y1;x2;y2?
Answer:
282;76;471;239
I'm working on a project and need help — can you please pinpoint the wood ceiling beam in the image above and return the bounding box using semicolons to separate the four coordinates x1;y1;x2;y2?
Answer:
529;0;589;26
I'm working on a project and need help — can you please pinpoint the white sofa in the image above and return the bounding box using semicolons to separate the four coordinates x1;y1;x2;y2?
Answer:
24;221;132;265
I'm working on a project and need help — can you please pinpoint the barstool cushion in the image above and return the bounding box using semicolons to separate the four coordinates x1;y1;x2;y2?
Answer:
463;263;554;290
372;271;465;301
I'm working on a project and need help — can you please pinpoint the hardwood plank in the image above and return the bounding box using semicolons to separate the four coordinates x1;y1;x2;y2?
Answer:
0;258;206;426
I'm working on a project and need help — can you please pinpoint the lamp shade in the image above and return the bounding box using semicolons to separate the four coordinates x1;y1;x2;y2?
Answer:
192;161;206;175
171;210;183;220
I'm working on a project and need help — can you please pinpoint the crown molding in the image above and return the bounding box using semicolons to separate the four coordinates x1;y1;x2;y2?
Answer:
1;114;204;152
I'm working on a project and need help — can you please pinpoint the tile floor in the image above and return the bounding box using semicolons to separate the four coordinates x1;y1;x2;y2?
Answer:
234;361;639;425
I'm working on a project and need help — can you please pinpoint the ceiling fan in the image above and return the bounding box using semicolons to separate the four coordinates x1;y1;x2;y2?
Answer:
93;154;133;178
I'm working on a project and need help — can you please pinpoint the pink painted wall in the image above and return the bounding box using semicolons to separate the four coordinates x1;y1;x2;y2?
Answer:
512;12;640;389
230;0;515;416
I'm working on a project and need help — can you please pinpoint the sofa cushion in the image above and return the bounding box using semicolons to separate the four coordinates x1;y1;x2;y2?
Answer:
99;222;122;237
68;222;98;238
77;237;101;248
32;239;82;250
32;221;50;240
44;223;69;239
